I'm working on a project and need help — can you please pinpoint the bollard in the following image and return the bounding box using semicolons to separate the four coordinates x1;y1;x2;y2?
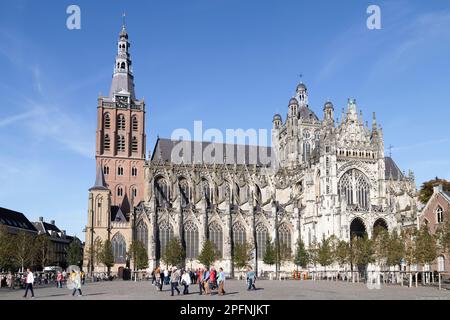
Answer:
438;273;441;290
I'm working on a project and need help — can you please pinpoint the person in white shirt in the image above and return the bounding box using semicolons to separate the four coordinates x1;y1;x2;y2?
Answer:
23;268;35;298
181;270;191;295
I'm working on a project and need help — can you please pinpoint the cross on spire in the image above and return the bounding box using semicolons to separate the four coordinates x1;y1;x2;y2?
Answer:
388;144;394;158
122;12;126;28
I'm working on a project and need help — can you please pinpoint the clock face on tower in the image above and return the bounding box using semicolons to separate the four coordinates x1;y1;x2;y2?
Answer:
116;95;128;108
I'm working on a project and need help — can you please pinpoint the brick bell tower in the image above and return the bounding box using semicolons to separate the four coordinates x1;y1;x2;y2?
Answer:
95;22;146;213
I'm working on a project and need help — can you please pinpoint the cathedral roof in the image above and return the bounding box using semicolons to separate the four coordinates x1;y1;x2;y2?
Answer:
298;106;319;121
384;157;405;180
151;138;273;166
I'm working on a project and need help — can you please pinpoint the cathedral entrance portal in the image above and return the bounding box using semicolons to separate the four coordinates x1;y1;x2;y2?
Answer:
350;217;367;239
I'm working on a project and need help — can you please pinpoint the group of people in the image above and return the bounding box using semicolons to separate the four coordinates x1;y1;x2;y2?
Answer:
150;265;259;296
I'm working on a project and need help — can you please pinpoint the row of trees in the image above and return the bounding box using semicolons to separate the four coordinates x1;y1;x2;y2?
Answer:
86;238;149;274
0;225;82;272
291;222;450;272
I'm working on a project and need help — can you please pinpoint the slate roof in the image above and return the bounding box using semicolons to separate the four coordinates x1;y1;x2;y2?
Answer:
0;207;38;232
89;166;109;191
384;157;405;180
298;106;319;121
151;138;273;166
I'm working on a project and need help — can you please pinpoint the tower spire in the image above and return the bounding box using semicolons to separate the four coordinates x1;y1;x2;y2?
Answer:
109;17;135;99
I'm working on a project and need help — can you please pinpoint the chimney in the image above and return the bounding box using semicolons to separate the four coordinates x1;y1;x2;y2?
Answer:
39;217;44;222
50;220;55;225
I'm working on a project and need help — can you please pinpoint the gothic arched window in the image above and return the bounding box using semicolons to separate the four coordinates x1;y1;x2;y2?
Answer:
202;179;212;209
184;221;199;259
104;113;111;129
117;135;125;152
137;221;148;251
279;224;291;253
209;222;223;258
132;116;138;131
256;224;268;259
131;167;137;177
117;166;124;176
132;136;138;153
255;185;262;205
303;142;311;161
155;177;168;208
103;165;110;175
437;206;444;224
338;169;370;209
111;233;126;264
233;223;246;246
117;114;126;130
117;186;123;197
159;221;173;258
103;134;111;151
179;178;190;208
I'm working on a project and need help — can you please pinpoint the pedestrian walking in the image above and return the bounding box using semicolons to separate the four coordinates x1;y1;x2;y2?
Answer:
181;270;191;295
6;272;14;290
57;271;63;288
70;271;83;297
23;268;35;298
202;268;210;295
164;269;169;285
198;268;205;295
209;267;216;295
246;266;257;291
218;267;226;295
170;267;180;296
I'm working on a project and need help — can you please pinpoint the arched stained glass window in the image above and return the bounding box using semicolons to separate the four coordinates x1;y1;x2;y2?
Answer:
179;179;190;208
159;221;173;258
256;224;268;259
209;222;223;258
233;223;246;246
339;169;370;209
155;177;168;208
112;233;126;264
137;221;148;251
184;221;199;259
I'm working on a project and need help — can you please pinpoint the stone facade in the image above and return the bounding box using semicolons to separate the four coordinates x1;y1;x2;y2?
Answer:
84;25;419;275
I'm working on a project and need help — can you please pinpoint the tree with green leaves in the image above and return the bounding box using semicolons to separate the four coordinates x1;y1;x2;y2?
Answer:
418;177;450;204
317;237;334;271
334;240;350;271
0;225;16;271
386;230;404;269
161;237;185;269
352;235;375;267
415;225;437;270
279;243;292;266
100;239;114;275
34;234;51;270
12;231;36;272
307;240;319;270
294;239;309;269
129;241;148;271
198;240;219;268
263;238;276;267
436;218;450;258
372;227;389;268
66;238;83;267
401;228;418;271
233;242;253;270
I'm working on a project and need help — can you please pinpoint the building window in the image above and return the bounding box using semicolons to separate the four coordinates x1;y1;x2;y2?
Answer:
279;224;291;256
132;137;138;153
256;224;268;259
437;206;444;224
303;130;310;139
111;233;126;264
179;179;190;208
118;166;124;176
184;221;199;259
132;167;137;177
117;186;123;197
233;223;246;246
132;187;137;198
303;142;311;161
202;179;212;209
104;113;111;129
117;114;126;130
103;166;110;175
159;221;173;258
339;169;370;209
209;222;223;258
132;116;138;131
104;134;111;151
117;135;125;152
137;221;148;251
155;178;168;208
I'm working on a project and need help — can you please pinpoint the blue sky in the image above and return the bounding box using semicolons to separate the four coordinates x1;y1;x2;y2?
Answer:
0;0;449;237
